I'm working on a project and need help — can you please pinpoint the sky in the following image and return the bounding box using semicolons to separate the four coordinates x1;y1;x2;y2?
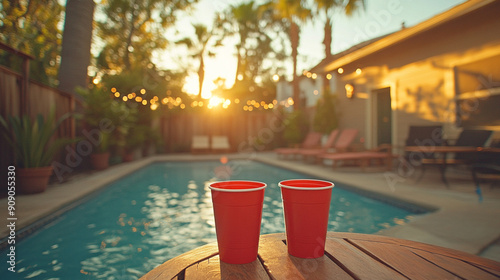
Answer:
155;0;467;98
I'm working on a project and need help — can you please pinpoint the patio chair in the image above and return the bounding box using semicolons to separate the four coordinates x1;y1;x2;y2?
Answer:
295;129;339;162
191;135;210;154
419;129;493;186
398;125;443;175
211;135;231;153
275;132;322;159
404;125;444;152
319;144;394;171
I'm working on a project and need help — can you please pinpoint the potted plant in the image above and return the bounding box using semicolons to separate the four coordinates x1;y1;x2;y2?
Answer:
90;132;111;170
283;109;309;147
313;90;338;143
78;86;132;170
0;110;76;194
123;125;146;162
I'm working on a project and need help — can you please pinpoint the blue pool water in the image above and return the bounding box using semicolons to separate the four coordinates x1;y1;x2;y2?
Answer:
1;160;420;279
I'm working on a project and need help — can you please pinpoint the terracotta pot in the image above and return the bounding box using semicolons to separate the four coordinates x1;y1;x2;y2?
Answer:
17;166;54;194
123;153;134;162
90;152;110;170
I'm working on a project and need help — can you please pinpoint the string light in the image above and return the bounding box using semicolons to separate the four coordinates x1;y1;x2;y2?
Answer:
111;87;280;111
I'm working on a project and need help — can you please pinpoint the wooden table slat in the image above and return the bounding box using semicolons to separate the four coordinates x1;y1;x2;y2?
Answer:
257;233;353;280
140;243;219;280
328;232;500;272
411;248;500;280
350;239;458;280
325;238;407;279
140;233;500;280
477;265;500;278
184;255;270;279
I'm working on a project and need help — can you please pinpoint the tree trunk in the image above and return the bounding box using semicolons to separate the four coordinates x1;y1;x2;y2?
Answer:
234;45;242;86
323;17;332;58
290;21;300;110
322;17;333;93
58;0;95;98
198;55;205;100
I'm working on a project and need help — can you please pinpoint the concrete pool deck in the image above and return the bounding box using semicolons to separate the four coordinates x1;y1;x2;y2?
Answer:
1;152;500;262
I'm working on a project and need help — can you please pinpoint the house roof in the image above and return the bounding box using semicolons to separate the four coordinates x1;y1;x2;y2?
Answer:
309;33;391;73
323;0;497;73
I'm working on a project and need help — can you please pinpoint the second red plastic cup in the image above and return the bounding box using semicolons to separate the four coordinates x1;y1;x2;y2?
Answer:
209;180;266;264
279;179;334;258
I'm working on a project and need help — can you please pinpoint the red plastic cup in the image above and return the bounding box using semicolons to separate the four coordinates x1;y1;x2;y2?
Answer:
279;179;334;258
209;180;266;264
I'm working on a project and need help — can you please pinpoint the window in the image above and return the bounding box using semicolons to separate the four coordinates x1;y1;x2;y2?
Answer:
455;54;500;127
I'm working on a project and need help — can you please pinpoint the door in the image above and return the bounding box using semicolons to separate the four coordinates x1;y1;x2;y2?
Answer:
374;87;392;145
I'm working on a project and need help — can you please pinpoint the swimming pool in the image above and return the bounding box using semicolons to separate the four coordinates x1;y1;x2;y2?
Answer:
1;160;421;279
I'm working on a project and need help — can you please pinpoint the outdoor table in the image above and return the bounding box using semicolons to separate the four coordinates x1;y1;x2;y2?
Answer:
404;146;500;186
140;232;500;279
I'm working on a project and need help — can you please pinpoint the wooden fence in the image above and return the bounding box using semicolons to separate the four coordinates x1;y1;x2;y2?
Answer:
0;44;77;178
159;110;285;153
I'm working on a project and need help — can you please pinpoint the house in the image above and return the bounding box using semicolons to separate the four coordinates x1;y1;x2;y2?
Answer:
312;0;500;150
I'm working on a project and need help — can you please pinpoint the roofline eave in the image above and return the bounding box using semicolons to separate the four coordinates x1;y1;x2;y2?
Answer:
323;0;495;73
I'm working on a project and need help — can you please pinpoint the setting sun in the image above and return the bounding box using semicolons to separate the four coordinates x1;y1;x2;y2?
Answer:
182;44;236;99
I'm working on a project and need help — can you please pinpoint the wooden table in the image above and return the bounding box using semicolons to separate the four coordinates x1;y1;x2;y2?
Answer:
140;232;500;279
404;146;500;186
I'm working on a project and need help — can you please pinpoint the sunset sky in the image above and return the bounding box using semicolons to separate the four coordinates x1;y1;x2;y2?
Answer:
153;0;466;99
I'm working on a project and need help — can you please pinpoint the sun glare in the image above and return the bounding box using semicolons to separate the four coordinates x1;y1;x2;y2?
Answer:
208;96;224;107
181;46;236;100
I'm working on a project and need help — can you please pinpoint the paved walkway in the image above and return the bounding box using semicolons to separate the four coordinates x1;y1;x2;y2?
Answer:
1;152;499;262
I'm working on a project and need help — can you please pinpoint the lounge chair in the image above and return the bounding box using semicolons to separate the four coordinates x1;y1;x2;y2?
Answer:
319;144;394;171
312;129;359;162
191;135;210;154
296;129;339;162
275;132;322;159
211;135;231;153
419;129;493;186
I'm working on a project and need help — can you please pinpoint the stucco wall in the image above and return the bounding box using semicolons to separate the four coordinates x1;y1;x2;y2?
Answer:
332;1;500;150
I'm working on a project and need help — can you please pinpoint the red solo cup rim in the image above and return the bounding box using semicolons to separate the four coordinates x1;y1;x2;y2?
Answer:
279;179;334;190
209;180;267;192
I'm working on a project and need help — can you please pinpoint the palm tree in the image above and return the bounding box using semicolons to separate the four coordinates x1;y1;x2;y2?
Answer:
314;0;364;92
58;0;95;96
218;1;278;87
221;1;258;86
261;0;312;110
314;0;365;58
177;24;218;100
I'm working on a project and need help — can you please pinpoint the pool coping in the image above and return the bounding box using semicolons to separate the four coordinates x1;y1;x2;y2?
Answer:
1;153;499;257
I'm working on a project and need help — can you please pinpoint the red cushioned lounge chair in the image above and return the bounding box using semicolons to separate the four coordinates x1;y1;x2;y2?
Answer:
275;132;322;160
295;129;340;163
319;144;394;171
303;129;359;163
